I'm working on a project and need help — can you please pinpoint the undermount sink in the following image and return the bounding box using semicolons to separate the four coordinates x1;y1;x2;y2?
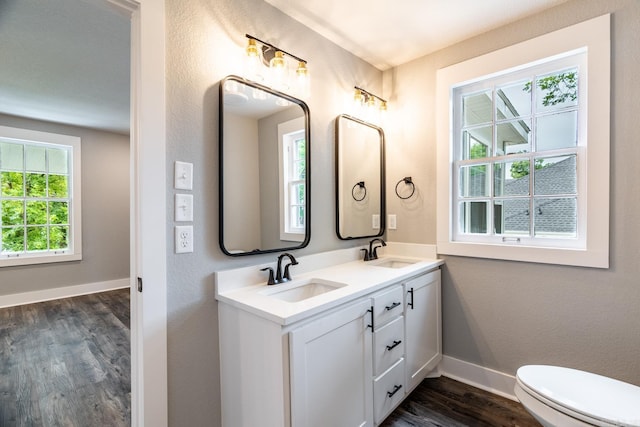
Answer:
371;258;417;269
260;278;347;303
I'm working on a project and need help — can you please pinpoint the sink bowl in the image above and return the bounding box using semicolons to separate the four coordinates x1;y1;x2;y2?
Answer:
371;258;417;269
260;279;347;303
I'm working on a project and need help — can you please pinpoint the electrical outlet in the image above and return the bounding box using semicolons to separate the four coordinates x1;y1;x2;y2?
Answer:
175;194;193;222
388;214;397;230
175;225;194;253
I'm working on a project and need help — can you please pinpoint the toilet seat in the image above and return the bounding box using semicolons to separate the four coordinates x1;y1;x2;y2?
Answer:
516;365;640;427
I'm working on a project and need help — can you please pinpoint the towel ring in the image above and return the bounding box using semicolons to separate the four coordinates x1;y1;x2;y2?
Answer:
352;181;367;201
395;177;415;200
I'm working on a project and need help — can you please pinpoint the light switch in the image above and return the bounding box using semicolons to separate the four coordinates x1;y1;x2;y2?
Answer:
175;194;193;222
372;214;380;229
174;161;193;190
388;214;397;230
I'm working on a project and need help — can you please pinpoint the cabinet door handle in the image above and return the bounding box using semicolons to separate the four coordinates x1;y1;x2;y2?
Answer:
385;301;401;311
387;384;403;398
407;288;414;309
367;306;374;330
386;340;402;351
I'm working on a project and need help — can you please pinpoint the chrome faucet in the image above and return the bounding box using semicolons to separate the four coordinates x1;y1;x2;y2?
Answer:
368;238;386;260
261;252;299;285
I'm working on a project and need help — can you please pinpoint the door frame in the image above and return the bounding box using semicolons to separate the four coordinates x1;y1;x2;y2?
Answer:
108;0;168;425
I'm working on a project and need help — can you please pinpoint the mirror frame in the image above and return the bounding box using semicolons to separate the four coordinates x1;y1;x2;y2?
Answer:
335;114;386;240
218;75;311;256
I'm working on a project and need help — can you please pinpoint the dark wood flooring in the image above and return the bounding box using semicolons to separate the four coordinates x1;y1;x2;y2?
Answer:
382;376;541;427
0;289;131;427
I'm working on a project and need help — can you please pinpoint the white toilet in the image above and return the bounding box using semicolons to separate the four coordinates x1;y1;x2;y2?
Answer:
515;365;640;427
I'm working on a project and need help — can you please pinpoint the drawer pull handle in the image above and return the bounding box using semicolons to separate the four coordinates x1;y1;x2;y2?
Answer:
387;384;402;398
386;340;402;351
385;301;401;311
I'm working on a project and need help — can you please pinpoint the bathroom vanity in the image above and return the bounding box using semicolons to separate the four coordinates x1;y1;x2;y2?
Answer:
215;244;443;426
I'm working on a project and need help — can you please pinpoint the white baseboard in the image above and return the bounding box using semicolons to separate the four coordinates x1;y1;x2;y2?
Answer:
439;355;518;401
0;278;130;308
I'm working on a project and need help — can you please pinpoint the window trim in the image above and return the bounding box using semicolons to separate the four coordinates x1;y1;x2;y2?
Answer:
436;14;610;268
0;125;82;267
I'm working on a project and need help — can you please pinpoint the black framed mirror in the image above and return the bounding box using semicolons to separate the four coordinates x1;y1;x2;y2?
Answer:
335;114;385;240
219;75;310;256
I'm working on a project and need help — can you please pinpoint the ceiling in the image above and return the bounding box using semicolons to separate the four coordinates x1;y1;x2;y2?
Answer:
265;0;570;70
0;0;130;134
0;0;568;134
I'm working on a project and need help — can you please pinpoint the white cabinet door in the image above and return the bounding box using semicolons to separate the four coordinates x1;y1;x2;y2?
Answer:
404;270;441;392
290;299;374;427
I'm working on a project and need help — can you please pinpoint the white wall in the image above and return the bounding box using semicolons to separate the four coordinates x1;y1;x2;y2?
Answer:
165;0;381;424
385;0;640;386
0;113;130;296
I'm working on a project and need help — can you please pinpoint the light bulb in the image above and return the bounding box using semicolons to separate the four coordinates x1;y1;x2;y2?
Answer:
244;38;264;82
270;51;288;91
295;61;310;98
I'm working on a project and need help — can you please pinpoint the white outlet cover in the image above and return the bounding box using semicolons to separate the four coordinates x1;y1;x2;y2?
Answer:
175;225;194;253
175;194;193;222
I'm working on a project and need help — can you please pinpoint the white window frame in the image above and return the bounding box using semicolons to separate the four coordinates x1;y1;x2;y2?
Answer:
0;126;82;267
436;14;610;268
278;117;306;242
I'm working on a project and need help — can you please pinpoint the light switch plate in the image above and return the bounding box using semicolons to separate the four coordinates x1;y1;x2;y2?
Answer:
372;214;380;229
174;161;193;190
175;194;193;222
388;214;397;230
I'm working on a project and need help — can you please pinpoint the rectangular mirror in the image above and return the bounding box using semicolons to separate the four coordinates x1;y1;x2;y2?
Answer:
219;75;310;256
335;114;385;240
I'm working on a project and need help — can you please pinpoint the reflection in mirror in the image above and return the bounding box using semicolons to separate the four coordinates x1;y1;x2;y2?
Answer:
335;114;385;240
219;75;310;256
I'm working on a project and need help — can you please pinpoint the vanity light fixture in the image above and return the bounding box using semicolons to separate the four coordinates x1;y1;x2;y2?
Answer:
353;86;388;124
244;34;310;98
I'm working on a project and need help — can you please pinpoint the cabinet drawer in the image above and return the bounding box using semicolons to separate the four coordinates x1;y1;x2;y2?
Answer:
373;357;405;425
373;316;404;376
372;285;403;329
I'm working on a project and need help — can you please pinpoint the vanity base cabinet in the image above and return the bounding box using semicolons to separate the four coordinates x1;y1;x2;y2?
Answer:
218;267;442;427
404;269;442;393
290;299;374;427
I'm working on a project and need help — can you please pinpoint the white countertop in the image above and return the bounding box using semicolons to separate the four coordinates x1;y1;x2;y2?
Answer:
215;243;443;325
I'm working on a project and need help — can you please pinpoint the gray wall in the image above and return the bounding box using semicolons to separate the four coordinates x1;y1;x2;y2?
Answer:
0;113;130;295
165;0;381;424
385;0;640;385
167;0;640;425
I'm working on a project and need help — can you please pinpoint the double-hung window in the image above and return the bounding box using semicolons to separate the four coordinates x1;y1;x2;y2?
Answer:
278;117;306;242
455;56;583;246
0;126;82;267
436;15;610;268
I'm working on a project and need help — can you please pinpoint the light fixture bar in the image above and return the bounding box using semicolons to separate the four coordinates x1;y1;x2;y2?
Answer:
354;86;387;104
245;34;307;64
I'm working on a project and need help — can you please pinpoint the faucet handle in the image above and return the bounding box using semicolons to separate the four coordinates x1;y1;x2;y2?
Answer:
260;267;276;286
360;248;370;261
